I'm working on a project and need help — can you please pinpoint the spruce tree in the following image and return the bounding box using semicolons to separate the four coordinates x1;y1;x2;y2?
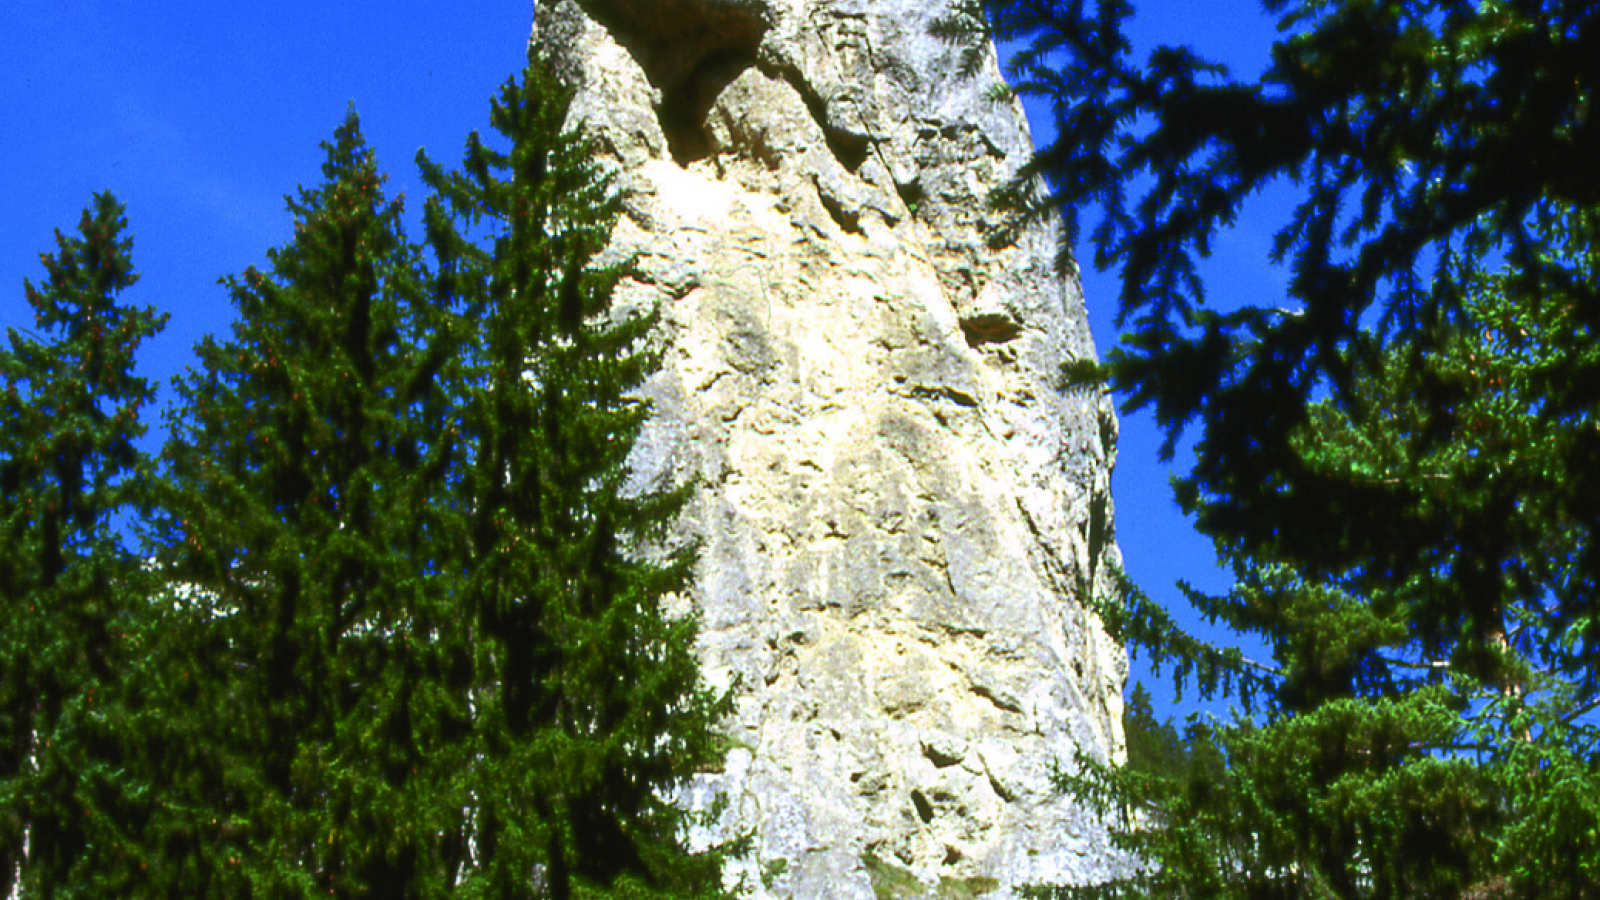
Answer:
930;1;1600;894
939;0;1600;634
8;59;723;900
153;63;726;898
1054;223;1600;896
0;193;168;894
417;57;726;900
159;111;474;898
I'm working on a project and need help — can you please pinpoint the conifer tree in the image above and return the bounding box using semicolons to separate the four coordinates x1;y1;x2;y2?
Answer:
0;193;167;894
8;58;723;900
153;63;725;898
159;111;474;898
417;57;727;900
1054;221;1600;896
932;1;1600;894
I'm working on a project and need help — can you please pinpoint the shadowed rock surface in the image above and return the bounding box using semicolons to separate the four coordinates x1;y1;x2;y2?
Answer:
533;1;1127;896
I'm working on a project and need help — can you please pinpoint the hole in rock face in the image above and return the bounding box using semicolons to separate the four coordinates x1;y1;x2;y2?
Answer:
578;0;769;165
959;313;1022;347
895;178;925;218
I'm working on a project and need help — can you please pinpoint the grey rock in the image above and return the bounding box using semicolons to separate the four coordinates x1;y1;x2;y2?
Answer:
534;0;1128;896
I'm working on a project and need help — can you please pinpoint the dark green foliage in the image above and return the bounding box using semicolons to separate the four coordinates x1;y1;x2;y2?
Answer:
1118;685;1217;788
417;57;727;900
1042;237;1600;898
150;61;727;898
3;58;723;898
1;193;167;894
159;110;472;897
944;1;1600;662
934;0;1600;896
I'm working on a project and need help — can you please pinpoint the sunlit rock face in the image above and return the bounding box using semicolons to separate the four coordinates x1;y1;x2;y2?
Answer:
533;1;1126;896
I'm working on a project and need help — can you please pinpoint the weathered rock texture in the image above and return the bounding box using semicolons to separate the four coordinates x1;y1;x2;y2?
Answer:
534;1;1126;896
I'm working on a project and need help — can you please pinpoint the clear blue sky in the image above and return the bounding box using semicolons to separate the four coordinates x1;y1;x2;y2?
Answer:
2;1;532;395
3;1;1288;723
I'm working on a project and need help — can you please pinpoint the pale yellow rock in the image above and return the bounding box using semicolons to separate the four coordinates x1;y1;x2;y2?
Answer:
535;1;1128;897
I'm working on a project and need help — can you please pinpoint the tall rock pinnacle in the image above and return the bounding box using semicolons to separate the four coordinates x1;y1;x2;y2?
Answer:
534;1;1126;896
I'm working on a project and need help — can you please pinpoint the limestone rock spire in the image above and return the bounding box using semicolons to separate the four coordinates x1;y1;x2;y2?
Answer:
533;1;1127;896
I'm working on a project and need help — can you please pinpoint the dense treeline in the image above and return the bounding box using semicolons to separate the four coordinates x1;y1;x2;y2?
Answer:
936;0;1600;896
1;58;726;900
